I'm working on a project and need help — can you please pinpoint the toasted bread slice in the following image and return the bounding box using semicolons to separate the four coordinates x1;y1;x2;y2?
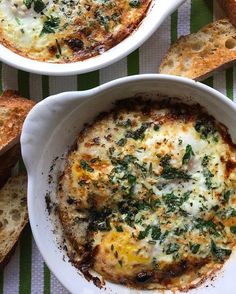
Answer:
0;90;35;156
159;18;236;81
0;144;21;189
0;175;28;267
218;0;236;27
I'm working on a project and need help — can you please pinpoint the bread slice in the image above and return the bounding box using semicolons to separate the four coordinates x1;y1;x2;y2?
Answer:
0;144;21;189
0;90;35;156
159;18;236;81
218;0;236;27
0;175;28;267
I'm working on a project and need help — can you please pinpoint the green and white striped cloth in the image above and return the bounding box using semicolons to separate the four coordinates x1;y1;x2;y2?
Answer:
0;0;235;293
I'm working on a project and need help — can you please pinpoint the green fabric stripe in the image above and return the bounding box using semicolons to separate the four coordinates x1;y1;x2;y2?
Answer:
44;264;50;294
19;157;26;174
191;0;213;87
0;271;3;294
0;62;2;94
226;67;234;100
202;77;213;88
42;76;50;98
77;71;99;90
18;70;30;98
171;10;178;44
190;0;213;32
19;224;32;294
127;49;139;75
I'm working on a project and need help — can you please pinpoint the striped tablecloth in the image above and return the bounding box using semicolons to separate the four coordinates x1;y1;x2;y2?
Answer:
0;0;235;293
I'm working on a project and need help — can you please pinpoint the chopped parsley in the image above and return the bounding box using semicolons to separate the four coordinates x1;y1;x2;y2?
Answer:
222;190;231;203
41;16;60;35
126;123;149;140
190;243;200;254
33;0;46;13
182;144;194;165
202;155;209;167
166;243;180;255
151;226;161;240
116;138;127;147
163;191;191;212
230;226;236;234
195;118;218;141
163;192;181;212
127;174;136;185
153;124;160;131
80;159;94;172
195;218;221;237
129;0;141;7
95;10;110;31
203;168;214;189
211;240;231;262
160;154;191;180
115;226;124;232
23;0;33;9
138;225;151;240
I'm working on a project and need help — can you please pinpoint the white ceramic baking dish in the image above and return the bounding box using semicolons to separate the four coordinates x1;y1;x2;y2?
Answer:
21;74;236;293
0;0;185;76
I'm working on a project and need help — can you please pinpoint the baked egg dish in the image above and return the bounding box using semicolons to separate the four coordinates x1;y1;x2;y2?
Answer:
57;98;236;290
0;0;151;63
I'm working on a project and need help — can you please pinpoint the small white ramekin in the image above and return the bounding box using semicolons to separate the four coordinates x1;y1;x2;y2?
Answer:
0;0;185;75
21;74;236;294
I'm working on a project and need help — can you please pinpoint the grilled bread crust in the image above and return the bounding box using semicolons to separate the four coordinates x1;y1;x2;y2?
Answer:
0;90;35;156
159;18;236;81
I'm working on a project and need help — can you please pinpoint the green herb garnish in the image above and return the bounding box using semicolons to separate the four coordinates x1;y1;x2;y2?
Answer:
151;226;161;240
126;123;149;140
129;0;141;7
190;243;200;254
160;154;191;180
230;226;236;234
182;144;194;165
166;243;180;255
80;159;94;172
34;0;46;13
211;240;231;262
116;138;127;147
23;0;33;9
41;16;60;35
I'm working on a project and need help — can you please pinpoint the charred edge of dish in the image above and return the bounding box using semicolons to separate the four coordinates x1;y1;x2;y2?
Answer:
127;258;210;288
45;191;58;215
225;159;236;178
71;244;104;289
179;264;223;293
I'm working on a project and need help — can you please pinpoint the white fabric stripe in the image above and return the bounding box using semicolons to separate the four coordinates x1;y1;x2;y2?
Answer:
49;76;77;95
2;64;18;91
31;239;44;294
99;58;127;84
3;244;20;294
29;74;43;102
213;72;226;96
139;16;171;73
234;66;236;102
50;273;70;294
177;0;191;36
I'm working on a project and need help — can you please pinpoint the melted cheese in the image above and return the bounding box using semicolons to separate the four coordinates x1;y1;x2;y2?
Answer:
58;99;236;290
0;0;151;62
